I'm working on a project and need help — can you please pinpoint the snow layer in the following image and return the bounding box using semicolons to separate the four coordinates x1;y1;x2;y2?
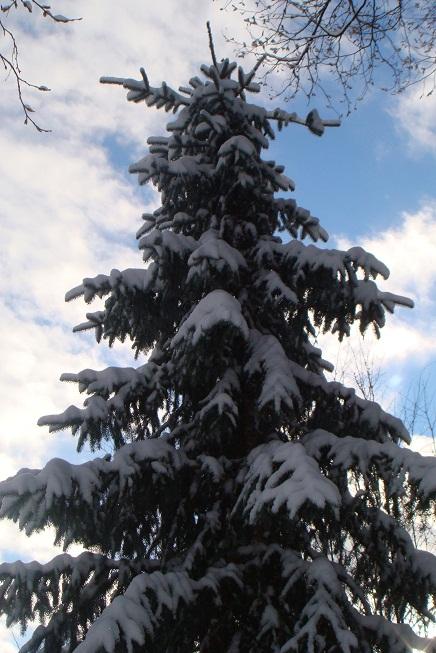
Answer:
304;428;436;499
171;290;249;347
65;267;155;303
245;330;301;413
237;440;340;523
187;229;247;280
73;565;242;652
0;439;188;534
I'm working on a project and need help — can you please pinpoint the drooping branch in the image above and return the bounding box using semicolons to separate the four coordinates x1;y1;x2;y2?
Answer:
1;1;81;131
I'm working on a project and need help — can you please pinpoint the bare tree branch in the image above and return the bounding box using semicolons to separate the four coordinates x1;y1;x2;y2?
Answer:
400;365;436;454
331;340;435;565
332;340;384;402
219;0;436;114
1;1;82;131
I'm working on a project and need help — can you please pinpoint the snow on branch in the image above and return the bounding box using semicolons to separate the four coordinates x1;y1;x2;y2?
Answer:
259;158;295;192
280;240;392;282
354;280;414;316
130;152;214;186
138;229;196;263
0;551;115;584
245;330;301;414
171;290;249;348
275;199;329;242
187;229;247;283
65;267;156;304
197;369;240;429
254;270;298;308
287;360;411;444
0;439;189;543
368;508;436;595
73;564;242;652
304;429;436;503
101;59;340;145
74;570;192;651
236;440;340;524
250;236;410;339
252;234;391;283
0;1;81;131
354;611;436;652
241;102;340;137
65;265;164;352
0;551;150;631
281;557;358;653
100;68;190;112
38;360;167;449
266;107;340;136
38;360;166;447
0;456;104;528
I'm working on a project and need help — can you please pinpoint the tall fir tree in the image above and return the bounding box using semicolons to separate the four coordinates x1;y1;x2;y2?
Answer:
1;33;436;653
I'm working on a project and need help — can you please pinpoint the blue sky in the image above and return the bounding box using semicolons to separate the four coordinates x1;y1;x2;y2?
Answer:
0;1;435;649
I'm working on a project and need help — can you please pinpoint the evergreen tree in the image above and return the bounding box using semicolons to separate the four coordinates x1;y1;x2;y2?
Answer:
1;35;436;653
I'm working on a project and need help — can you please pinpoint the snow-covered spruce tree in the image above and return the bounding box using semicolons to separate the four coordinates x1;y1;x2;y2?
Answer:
1;42;436;653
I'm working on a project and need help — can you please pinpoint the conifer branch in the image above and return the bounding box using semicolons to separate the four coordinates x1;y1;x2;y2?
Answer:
206;21;218;69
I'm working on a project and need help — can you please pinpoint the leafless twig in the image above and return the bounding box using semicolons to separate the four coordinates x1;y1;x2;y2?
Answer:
332;340;384;403
400;364;436;454
1;1;82;131
219;0;436;114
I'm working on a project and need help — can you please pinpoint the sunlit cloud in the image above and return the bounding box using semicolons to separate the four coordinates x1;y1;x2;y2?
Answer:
390;88;436;157
321;203;436;380
336;202;436;305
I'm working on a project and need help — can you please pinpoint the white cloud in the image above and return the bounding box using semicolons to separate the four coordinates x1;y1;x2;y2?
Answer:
336;202;436;305
0;619;19;653
409;434;436;457
3;0;251;142
321;203;436;382
390;87;436;157
0;120;149;479
0;135;141;321
0;520;83;564
322;317;436;377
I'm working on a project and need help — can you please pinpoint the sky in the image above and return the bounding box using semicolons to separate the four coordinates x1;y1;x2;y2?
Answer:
0;1;435;650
